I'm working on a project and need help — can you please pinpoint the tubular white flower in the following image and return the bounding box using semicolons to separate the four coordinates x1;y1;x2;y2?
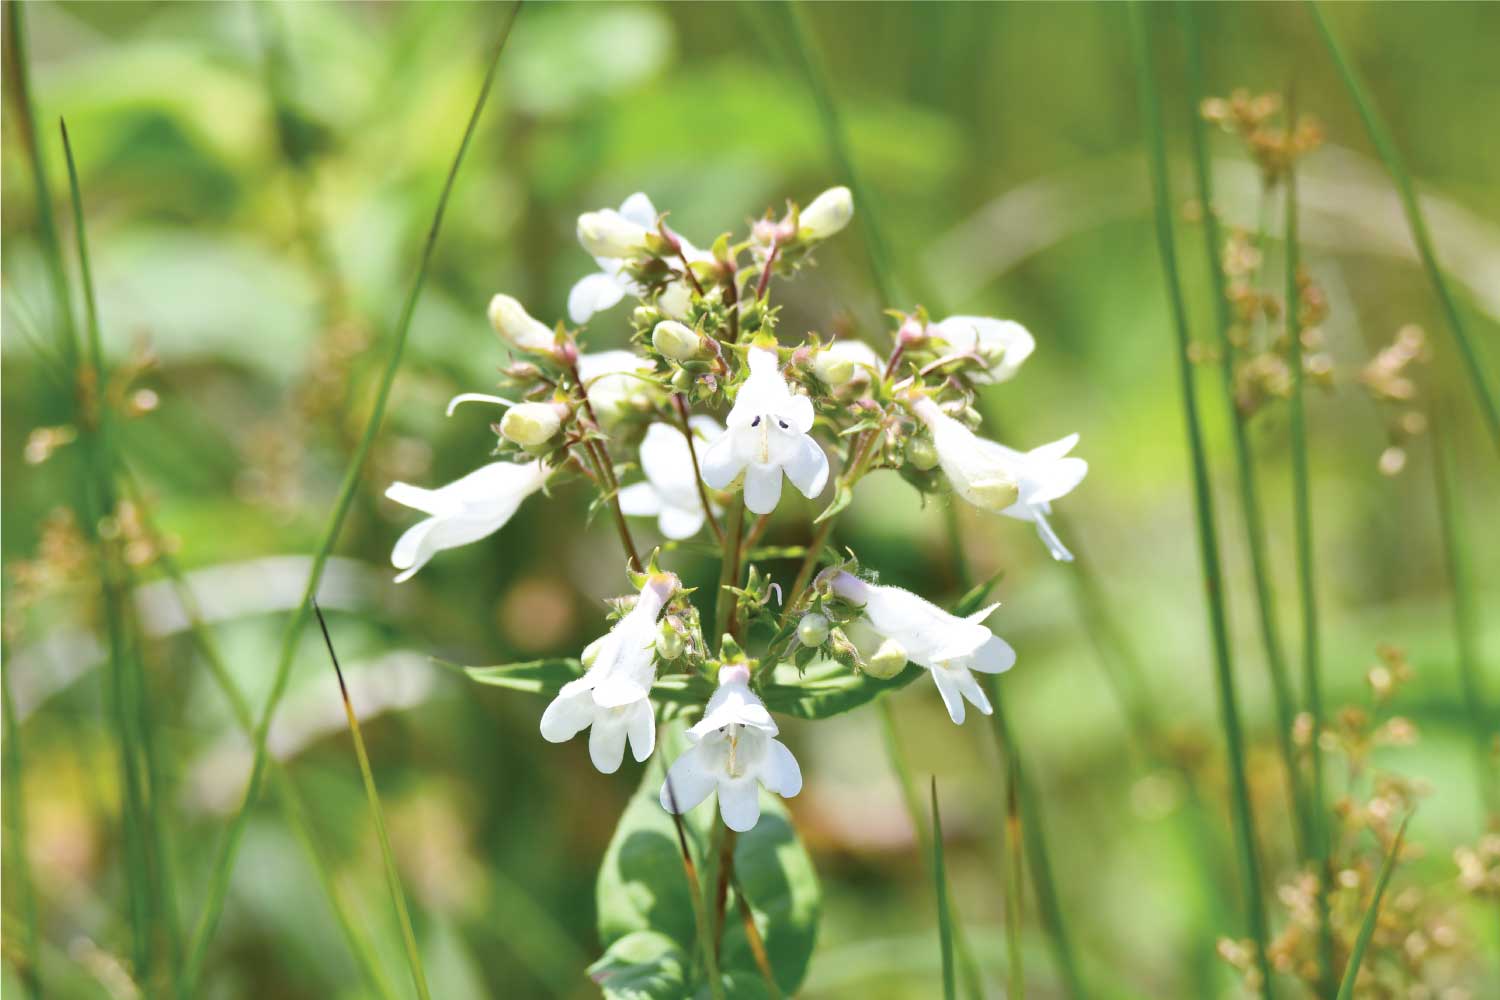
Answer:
499;401;563;447
569;193;713;324
799;185;854;241
699;347;829;515
933;315;1035;384
385;460;549;583
577;349;656;429
488;294;555;354
618;418;724;540
540;574;677;774
659;664;802;832
910;397;1020;514
577;207;652;260
830;572;1015;725
980;433;1088;562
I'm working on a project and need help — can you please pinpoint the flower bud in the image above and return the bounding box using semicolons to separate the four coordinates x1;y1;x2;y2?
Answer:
799;185;853;241
864;637;908;679
653;320;702;361
811;349;854;387
489;294;555;354
906;437;939;471
500;402;563;448
577;210;650;259
656;618;685;660
796;612;830;647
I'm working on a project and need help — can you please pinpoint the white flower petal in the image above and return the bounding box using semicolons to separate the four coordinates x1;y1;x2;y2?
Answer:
782;393;815;434
700;433;746;490
929;667;967;725
589;718;629;774
718;779;762;833
657;504;706;540
626;701;656;763
1033;511;1074;562
761;739;803;798
950;667;993;717
782;436;829;500
969;635;1017;674
660;747;717;814
568;272;627;324
617;481;663;517
618;192;657;228
743;463;784;515
539;684;595;743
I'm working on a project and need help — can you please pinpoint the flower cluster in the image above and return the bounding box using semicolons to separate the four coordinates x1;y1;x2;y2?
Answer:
387;185;1085;831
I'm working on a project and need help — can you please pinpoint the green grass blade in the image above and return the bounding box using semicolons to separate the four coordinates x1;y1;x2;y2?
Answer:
314;606;430;1000
177;6;523;991
2;634;43;999
1127;5;1274;995
1335;814;1411;1000
1307;1;1500;457
775;0;903;308
1432;425;1500;818
1177;0;1311;862
929;779;957;1000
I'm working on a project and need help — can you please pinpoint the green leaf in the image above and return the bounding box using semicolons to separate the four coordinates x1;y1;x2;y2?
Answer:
588;930;688;1000
812;482;853;524
951;571;1004;618
720;797;820;996
760;661;925;720
462;658;581;695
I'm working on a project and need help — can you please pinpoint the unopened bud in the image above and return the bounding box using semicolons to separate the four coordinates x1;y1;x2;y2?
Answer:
653;320;702;361
865;638;908;679
500;402;563;447
796;612;830;647
656;618;685;660
577;210;650;259
488;294;555;354
898;314;928;346
812;350;854;387
906;437;939;470
799;185;854;241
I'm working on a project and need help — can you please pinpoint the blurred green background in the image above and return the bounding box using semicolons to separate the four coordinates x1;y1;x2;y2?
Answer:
4;1;1498;997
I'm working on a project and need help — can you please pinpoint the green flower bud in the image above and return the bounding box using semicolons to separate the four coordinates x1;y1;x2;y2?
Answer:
811;350;855;387
500;402;563;447
906;437;939;471
796;612;830;647
864;637;908;679
652;320;702;361
656;618;685;660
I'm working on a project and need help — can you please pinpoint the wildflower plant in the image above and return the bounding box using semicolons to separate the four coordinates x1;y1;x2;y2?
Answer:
380;184;1085;994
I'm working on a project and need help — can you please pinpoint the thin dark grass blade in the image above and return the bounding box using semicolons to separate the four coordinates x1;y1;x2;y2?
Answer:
1127;5;1274;995
177;7;522;990
2;634;43;999
1335;814;1411;1000
929;778;957;1000
1178;1;1311;861
1306;1;1500;457
60;114;180;986
314;606;430;1000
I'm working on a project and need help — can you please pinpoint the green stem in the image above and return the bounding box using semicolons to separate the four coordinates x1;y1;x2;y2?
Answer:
1179;2;1311;863
177;9;522;991
661;765;725;1000
715;502;747;648
1307;1;1500;457
930;779;957;1000
1128;7;1274;995
1002;756;1025;1000
314;607;431;1000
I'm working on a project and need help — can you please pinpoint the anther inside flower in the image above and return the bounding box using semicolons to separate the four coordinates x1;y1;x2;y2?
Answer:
700;347;829;515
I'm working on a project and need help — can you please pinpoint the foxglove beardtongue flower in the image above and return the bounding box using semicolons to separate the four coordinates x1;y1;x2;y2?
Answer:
933;315;1035;384
569;193;657;324
488;294;555;354
385;460;549;582
981;433;1088;562
660;664;802;832
830;572;1015;725
540;574;678;774
618;419;724;540
909;396;1020;514
798;185;854;241
700;347;829;515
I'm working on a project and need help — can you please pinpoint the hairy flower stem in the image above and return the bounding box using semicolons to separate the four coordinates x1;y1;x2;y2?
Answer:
1130;6;1275;995
715;502;747;647
1179;3;1311;862
662;767;726;1000
675;393;725;545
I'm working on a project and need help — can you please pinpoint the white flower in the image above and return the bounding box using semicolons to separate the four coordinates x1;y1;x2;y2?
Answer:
488;294;555;354
568;193;711;325
385;460;549;582
577;349;656;429
619;419;723;540
830;572;1015;725
979;433;1088;562
933;315;1035;384
540;575;677;774
659;664;802;832
799;185;854;241
910;397;1020;514
700;347;829;515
